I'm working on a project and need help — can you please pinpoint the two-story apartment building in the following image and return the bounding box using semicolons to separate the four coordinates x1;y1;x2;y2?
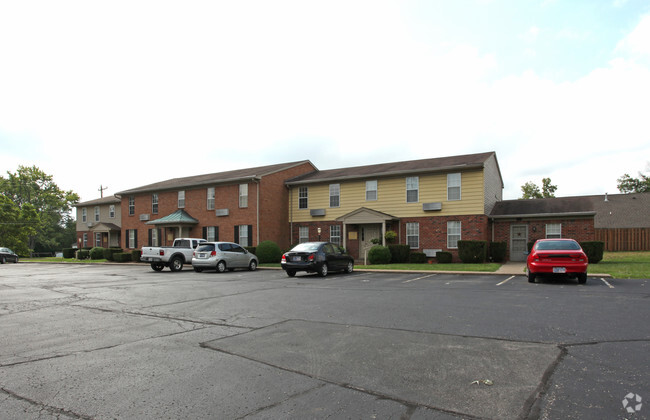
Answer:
116;161;317;251
285;152;504;261
75;196;122;249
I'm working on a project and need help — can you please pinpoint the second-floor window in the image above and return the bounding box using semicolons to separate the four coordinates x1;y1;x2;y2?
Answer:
299;187;308;209
109;205;115;218
207;188;215;210
94;206;100;222
406;177;419;203
128;196;135;216
366;180;377;201
239;184;248;208
447;173;461;201
152;193;158;214
178;191;185;208
82;208;87;223
329;184;340;208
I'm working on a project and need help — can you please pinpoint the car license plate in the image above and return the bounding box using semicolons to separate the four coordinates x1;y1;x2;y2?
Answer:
199;253;207;258
553;267;567;274
292;256;302;262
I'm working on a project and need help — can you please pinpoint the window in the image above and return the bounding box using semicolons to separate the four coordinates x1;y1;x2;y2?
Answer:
546;223;562;239
299;226;309;243
94;206;100;222
83;233;88;247
206;226;218;242
329;184;340;208
447;221;461;249
95;232;101;247
299;187;308;209
151;229;159;247
178;191;185;208
447;173;461;201
207;188;215;210
406;222;419;249
128;196;135;216
239;184;248;208
330;225;341;245
366;180;377;201
82;208;87;223
152;193;158;214
237;225;249;247
109;205;115;218
406;177;419;203
128;229;137;249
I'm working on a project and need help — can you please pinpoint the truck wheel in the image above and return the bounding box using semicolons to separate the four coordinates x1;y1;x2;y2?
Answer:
169;257;183;272
216;261;227;273
151;263;164;272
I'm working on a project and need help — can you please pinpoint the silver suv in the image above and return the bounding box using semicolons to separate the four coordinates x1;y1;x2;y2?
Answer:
191;242;258;273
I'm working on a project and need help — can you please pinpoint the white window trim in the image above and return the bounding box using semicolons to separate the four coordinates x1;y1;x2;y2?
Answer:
447;173;461;201
299;226;309;243
238;225;249;247
95;232;101;247
298;187;309;209
406;222;419;249
447;221;461;249
207;188;215;210
178;191;185;209
129;230;136;249
546;223;562;239
82;208;87;223
239;184;248;208
129;197;135;216
366;180;377;201
152;193;158;214
109;205;115;218
406;177;419;203
207;226;217;242
329;184;340;208
330;225;341;246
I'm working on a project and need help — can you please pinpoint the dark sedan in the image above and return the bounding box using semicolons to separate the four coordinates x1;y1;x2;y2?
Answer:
281;242;354;277
0;248;19;264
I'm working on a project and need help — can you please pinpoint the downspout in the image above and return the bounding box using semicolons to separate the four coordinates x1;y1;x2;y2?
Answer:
288;185;293;246
254;177;260;246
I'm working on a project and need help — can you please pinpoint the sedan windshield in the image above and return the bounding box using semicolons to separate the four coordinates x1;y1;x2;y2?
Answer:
536;240;580;251
291;243;321;253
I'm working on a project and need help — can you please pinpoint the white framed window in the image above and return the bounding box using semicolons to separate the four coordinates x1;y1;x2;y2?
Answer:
152;193;158;214
299;226;309;243
447;221;461;249
366;180;377;201
447;173;461;201
406;177;419;203
299;187;308;209
330;225;341;246
128;196;135;216
94;206;100;222
406;222;419;249
151;228;159;247
95;232;102;247
546;223;562;238
239;184;248;208
82;208;87;223
207;188;215;210
329;184;340;208
129;229;136;249
238;225;249;247
178;191;185;208
83;233;88;247
109;205;115;218
206;226;217;242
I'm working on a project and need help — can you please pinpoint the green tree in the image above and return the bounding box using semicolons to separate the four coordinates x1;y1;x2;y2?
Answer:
617;172;650;193
520;178;557;199
0;166;79;253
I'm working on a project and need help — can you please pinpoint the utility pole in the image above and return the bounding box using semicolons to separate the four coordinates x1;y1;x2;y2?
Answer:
98;185;108;198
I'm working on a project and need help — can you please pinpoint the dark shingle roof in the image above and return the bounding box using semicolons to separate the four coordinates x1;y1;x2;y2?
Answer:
490;196;595;218
75;196;121;207
285;152;498;185
117;161;315;195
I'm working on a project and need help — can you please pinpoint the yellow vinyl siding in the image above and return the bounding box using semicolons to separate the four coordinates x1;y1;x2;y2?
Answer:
290;170;485;222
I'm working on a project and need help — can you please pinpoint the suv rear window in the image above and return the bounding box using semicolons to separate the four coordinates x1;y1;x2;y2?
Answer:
196;244;215;252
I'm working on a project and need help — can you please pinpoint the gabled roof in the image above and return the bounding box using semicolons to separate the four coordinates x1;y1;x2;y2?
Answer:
75;196;121;207
118;160;316;195
146;210;199;225
285;152;499;185
490;197;596;219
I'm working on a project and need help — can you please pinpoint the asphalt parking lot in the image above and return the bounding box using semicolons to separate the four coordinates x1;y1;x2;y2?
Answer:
0;264;648;419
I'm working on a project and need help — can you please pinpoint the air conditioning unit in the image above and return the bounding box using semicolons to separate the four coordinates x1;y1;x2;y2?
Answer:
139;214;150;221
423;249;442;257
215;208;229;217
310;209;326;217
423;202;442;211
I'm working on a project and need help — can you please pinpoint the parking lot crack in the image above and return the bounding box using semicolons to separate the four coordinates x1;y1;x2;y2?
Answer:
0;387;93;419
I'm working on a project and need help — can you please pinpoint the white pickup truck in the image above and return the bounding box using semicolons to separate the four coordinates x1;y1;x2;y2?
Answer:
141;238;206;272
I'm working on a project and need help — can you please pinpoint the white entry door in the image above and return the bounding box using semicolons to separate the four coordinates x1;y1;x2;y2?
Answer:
361;225;382;260
510;225;528;262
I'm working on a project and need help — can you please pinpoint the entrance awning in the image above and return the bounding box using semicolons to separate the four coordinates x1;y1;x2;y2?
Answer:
336;207;398;224
146;210;199;226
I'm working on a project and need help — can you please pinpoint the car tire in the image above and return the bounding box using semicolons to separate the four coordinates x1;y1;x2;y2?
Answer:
286;270;296;277
527;268;536;283
248;260;257;271
14;257;18;263
169;257;183;272
216;261;227;273
345;261;354;274
578;273;587;284
151;263;164;272
1;256;5;264
193;267;203;273
318;263;328;277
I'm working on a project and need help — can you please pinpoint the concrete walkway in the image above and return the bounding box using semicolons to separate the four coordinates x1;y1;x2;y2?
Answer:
495;262;527;275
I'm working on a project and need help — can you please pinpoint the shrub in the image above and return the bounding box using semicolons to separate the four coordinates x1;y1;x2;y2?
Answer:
368;245;391;264
436;252;452;264
62;248;76;259
388;244;410;263
385;230;397;244
409;252;427;263
255;241;282;263
77;250;90;260
131;250;142;262
113;252;132;263
103;248;123;261
489;242;507;262
245;246;257;255
89;247;105;260
580;241;604;264
458;240;488;263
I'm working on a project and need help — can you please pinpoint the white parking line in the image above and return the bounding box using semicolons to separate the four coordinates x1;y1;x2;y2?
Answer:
496;276;515;286
403;273;437;283
600;277;615;288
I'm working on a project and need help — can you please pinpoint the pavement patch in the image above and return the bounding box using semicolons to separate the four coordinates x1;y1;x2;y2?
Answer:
204;320;562;419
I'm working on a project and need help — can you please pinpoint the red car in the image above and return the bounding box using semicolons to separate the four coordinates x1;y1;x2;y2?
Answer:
526;239;588;284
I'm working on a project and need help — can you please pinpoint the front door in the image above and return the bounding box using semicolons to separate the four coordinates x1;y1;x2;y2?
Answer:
510;224;528;262
360;225;381;261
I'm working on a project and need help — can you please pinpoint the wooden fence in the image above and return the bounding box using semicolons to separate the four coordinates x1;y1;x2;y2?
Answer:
595;228;650;252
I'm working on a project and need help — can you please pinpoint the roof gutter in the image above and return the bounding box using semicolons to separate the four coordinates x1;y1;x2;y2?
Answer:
489;211;596;220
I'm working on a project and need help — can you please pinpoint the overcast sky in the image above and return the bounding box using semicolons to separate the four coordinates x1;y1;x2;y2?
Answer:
1;0;649;203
